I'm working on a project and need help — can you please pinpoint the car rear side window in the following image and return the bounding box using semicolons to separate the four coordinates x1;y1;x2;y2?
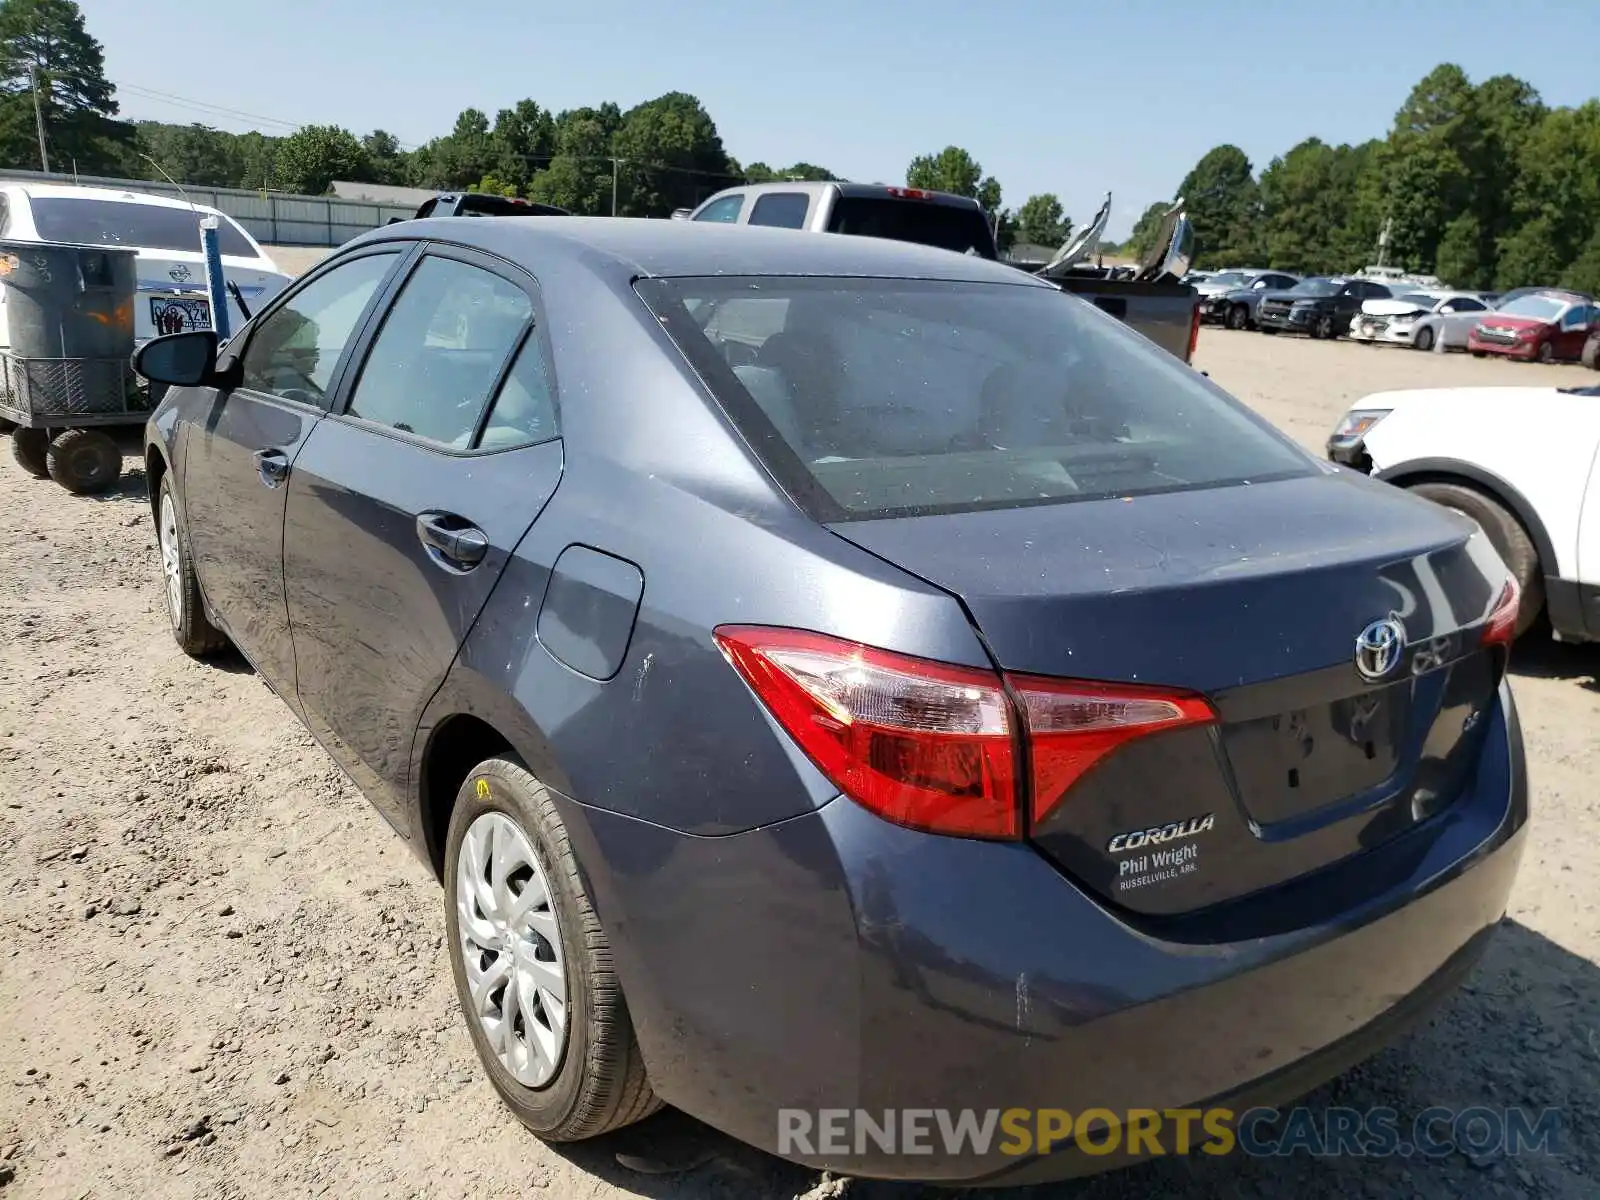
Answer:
826;197;997;257
346;255;533;449
238;251;399;407
748;193;809;229
478;337;559;450
639;276;1312;520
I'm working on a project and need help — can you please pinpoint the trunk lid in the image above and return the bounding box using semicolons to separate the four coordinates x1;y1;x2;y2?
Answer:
828;472;1511;916
133;250;291;342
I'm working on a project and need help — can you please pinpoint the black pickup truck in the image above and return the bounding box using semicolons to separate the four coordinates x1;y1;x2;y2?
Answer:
681;183;1202;363
393;192;571;222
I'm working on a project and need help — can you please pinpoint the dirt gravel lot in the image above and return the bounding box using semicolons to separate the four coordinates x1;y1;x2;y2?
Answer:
2;330;1598;1200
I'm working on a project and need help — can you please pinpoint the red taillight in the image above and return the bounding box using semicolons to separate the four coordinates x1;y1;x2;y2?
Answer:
1481;576;1521;649
714;626;1216;839
1187;300;1202;361
1012;675;1216;824
885;186;931;200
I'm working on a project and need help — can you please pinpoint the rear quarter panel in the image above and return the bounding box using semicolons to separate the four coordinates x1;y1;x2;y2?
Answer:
1363;391;1600;579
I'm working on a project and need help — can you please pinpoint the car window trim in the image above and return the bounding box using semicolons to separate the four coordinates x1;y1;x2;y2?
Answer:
224;241;420;414
325;240;554;457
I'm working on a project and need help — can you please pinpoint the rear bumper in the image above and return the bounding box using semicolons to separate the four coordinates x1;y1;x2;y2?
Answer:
559;681;1526;1184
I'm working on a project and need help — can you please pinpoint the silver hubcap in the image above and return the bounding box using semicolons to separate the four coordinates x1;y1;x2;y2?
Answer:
159;493;182;626
456;811;568;1087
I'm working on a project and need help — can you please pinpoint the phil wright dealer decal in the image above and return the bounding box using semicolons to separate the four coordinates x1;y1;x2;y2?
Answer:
1107;813;1214;893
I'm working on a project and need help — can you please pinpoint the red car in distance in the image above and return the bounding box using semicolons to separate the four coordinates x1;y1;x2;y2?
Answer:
1468;290;1597;362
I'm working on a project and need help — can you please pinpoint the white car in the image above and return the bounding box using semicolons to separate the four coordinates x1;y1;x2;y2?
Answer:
1348;291;1492;350
0;183;292;348
1328;383;1600;642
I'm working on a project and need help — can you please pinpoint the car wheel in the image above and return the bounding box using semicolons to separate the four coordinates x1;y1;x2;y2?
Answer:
10;427;49;477
1415;327;1435;352
445;755;660;1142
1226;305;1248;331
158;475;230;657
1316;314;1336;340
1536;341;1555;364
45;428;121;494
1410;482;1544;638
1583;335;1600;370
1471;350;1487;358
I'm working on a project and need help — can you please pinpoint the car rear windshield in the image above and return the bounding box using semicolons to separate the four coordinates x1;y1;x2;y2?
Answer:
638;276;1313;521
825;197;998;258
28;197;258;257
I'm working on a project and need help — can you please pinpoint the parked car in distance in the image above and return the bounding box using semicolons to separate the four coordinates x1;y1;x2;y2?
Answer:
1329;380;1600;642
1190;267;1269;302
1468;291;1597;363
0;182;292;346
1257;276;1393;339
1349;291;1492;350
136;216;1528;1186
1203;271;1301;329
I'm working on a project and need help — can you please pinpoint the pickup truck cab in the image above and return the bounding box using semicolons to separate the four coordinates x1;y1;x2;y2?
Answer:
688;182;1203;363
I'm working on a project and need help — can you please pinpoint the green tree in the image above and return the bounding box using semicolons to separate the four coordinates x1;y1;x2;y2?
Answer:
1015;192;1069;248
1176;144;1261;266
1124;200;1171;261
743;160;837;183
0;0;130;173
611;91;735;217
906;145;1002;218
491;100;555;192
1433;212;1484;287
136;121;238;187
272;124;368;194
1499;99;1600;288
361;129;408;186
411;108;496;189
1258;138;1381;274
525;103;621;214
474;174;518;198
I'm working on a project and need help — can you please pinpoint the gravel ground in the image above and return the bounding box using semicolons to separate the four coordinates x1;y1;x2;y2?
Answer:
1;330;1598;1200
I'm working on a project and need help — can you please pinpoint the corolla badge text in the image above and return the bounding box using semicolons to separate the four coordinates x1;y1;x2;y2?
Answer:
1107;813;1215;855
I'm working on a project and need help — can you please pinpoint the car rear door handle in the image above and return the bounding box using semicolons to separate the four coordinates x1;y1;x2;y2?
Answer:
253;449;289;488
416;512;488;571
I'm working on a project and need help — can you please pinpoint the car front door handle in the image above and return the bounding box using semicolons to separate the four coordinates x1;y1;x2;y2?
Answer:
416;512;488;571
253;449;289;488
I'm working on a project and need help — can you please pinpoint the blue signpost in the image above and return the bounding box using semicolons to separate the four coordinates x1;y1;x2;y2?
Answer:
199;215;231;341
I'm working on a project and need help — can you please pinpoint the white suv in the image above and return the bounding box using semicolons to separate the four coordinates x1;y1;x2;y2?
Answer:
1328;383;1600;642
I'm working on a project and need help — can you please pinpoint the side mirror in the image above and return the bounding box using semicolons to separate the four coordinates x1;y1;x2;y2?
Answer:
132;331;220;387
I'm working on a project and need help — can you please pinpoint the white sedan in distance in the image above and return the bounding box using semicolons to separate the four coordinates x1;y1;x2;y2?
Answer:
1348;290;1493;350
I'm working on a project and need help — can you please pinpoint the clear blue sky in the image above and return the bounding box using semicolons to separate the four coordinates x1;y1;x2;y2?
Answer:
78;0;1595;238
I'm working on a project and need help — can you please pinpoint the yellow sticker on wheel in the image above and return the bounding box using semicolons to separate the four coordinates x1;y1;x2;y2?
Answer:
475;778;490;800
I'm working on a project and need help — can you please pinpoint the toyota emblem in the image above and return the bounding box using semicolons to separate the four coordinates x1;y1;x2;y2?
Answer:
1354;617;1406;682
169;264;191;283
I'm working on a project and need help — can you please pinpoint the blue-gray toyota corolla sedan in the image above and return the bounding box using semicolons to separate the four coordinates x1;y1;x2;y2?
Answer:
136;218;1528;1184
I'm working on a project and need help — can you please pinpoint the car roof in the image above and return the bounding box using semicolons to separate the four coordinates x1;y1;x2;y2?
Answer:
7;182;226;216
355;215;1047;286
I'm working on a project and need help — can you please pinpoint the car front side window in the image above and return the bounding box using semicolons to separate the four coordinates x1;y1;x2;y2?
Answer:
345;254;534;449
693;195;744;223
237;251;400;407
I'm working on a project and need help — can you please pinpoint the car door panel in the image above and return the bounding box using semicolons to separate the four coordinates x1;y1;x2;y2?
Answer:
280;246;564;832
180;247;408;697
283;427;563;827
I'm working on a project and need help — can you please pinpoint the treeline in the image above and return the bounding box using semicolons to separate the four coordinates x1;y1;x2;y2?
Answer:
1126;64;1600;293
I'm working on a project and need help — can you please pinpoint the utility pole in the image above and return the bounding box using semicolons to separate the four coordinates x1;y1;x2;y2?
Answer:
29;64;50;173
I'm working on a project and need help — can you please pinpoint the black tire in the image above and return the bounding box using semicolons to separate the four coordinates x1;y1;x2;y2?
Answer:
1536;340;1555;364
1410;482;1543;637
10;426;49;477
157;474;230;657
1582;334;1600;370
45;428;121;494
445;755;659;1142
1414;327;1435;352
1226;304;1249;331
1316;314;1336;340
1471;350;1488;358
